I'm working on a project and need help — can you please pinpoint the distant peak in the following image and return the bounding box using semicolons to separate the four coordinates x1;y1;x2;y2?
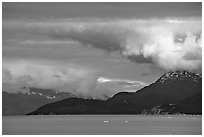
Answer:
157;70;201;84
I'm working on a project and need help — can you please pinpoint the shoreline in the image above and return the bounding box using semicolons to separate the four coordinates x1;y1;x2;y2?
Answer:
3;114;202;117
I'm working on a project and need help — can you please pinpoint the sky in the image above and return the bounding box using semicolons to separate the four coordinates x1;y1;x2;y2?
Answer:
2;2;202;99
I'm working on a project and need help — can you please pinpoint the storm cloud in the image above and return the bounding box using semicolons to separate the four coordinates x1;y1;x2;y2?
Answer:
3;18;202;72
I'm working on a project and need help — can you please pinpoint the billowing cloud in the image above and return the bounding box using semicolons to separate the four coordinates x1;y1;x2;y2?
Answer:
3;18;202;72
2;60;104;98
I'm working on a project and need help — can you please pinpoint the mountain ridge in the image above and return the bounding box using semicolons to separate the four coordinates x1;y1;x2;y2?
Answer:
27;70;202;115
2;88;76;115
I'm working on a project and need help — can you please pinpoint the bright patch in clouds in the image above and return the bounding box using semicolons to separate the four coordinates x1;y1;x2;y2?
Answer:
97;77;147;87
97;77;146;94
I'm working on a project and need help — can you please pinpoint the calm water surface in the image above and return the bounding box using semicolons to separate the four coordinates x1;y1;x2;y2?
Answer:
2;115;202;135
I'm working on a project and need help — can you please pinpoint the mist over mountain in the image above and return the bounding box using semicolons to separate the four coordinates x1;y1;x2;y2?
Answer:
27;71;202;115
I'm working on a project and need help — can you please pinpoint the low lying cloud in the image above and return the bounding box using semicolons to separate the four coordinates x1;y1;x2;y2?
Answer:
2;60;109;99
97;77;147;87
2;59;147;99
97;77;146;94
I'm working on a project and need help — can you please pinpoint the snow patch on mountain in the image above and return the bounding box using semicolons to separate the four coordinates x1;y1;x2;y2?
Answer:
157;71;201;84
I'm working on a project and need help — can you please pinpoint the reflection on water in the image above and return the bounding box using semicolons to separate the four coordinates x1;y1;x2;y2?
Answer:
2;115;202;135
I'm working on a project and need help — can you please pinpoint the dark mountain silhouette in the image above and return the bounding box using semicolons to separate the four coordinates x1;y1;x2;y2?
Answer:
26;71;202;115
2;88;75;115
159;92;202;115
108;70;202;114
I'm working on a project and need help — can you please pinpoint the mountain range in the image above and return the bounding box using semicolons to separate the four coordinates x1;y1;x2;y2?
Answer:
26;70;202;115
3;88;75;115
